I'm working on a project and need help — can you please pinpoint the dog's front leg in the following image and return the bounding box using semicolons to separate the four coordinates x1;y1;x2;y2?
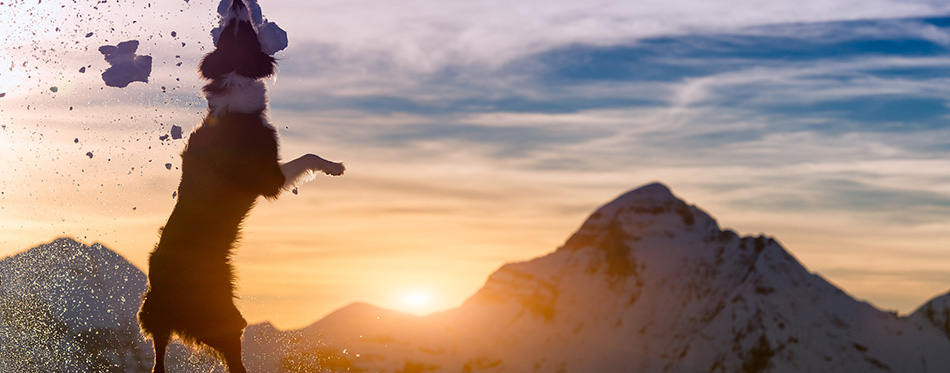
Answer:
280;153;345;189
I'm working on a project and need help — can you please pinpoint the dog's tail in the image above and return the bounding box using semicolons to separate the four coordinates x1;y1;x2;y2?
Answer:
200;0;276;81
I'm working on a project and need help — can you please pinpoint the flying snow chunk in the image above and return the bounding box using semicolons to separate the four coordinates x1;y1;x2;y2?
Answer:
257;22;288;56
211;0;288;56
99;40;152;88
170;125;183;139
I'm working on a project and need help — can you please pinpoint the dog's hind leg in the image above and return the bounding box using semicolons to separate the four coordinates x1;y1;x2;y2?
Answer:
280;153;345;189
150;332;170;373
206;334;247;373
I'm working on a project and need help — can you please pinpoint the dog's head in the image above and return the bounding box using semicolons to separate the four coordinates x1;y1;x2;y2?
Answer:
199;0;276;81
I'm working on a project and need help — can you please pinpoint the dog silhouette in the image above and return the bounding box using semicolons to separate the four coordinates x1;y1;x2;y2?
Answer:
138;1;343;371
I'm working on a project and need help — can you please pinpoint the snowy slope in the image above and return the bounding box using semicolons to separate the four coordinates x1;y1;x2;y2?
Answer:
0;238;243;372
243;302;427;372
433;182;950;372
910;292;950;340
247;182;950;372
0;237;152;372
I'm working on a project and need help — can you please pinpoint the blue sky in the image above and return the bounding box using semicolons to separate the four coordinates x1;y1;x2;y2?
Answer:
269;13;950;225
2;0;950;326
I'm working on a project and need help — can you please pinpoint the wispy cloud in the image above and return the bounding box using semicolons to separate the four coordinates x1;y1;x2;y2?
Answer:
264;0;950;70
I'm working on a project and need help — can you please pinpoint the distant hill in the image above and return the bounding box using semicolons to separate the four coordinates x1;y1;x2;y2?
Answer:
0;237;152;372
0;238;222;372
2;183;948;372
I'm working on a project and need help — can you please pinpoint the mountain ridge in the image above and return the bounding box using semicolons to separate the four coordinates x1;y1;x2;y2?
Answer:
2;182;949;372
290;182;950;372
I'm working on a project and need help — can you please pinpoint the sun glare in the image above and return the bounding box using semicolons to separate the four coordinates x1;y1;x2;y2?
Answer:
399;289;434;315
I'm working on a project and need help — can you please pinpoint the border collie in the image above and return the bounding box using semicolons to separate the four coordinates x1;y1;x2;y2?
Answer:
137;1;343;371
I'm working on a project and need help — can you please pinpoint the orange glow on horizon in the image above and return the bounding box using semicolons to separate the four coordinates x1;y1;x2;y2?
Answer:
2;0;949;334
393;288;438;315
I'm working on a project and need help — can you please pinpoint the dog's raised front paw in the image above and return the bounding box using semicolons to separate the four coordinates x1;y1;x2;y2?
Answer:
322;162;345;176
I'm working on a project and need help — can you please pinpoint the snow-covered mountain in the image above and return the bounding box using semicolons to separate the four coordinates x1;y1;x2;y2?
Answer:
0;237;152;372
248;183;950;372
2;183;948;372
0;238;225;372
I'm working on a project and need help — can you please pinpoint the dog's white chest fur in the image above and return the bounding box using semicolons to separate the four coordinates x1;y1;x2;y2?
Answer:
207;72;268;116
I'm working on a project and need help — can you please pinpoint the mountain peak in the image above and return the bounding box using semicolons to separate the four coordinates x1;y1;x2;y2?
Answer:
15;236;98;258
589;182;693;223
304;302;417;333
330;301;389;316
622;181;674;198
440;183;950;372
597;182;676;212
51;236;83;246
560;182;715;254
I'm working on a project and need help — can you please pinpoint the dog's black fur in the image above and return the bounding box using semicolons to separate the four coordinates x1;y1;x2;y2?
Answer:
138;1;342;372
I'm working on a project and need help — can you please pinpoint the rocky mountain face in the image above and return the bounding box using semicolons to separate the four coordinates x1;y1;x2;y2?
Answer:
2;183;949;372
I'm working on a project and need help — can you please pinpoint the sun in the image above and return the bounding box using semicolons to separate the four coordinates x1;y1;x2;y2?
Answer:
398;289;434;315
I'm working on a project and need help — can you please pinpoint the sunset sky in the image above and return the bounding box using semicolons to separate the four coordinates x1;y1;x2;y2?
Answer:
2;0;949;329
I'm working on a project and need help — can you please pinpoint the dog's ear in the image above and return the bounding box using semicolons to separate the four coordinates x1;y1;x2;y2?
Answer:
199;50;230;80
238;52;276;80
